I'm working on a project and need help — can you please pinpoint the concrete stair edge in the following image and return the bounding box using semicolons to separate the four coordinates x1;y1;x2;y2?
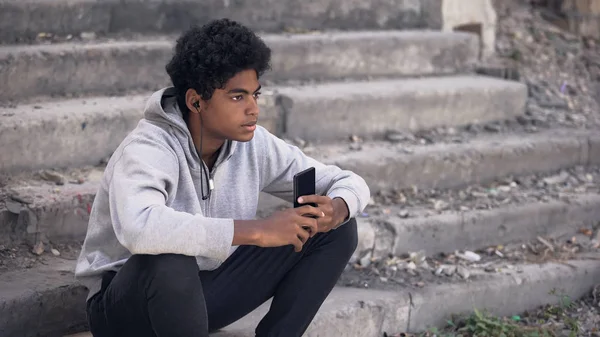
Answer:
0;75;529;173
0;30;480;102
2;129;599;247
3;257;599;337
0;0;437;44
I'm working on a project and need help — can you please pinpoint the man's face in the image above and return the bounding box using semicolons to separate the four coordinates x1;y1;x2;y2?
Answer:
201;69;261;142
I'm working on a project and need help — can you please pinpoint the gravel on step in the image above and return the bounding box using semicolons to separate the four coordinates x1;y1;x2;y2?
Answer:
366;165;600;219
339;228;600;292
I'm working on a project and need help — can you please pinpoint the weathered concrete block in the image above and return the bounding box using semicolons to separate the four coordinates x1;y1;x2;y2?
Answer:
0;31;478;102
0;0;429;43
421;0;498;59
386;194;600;256
0;0;112;44
0;95;147;173
409;260;600;331
0;259;89;337
320;130;588;192
264;31;478;82
0;94;275;174
280;75;527;142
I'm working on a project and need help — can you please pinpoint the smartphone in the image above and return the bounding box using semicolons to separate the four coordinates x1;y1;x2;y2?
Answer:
293;167;317;208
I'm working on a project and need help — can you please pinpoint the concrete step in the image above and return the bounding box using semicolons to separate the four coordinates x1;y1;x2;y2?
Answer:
277;75;526;142
361;192;600;262
0;31;479;102
2;130;599;246
313;129;600;191
0;75;527;173
212;259;600;336
0;0;438;44
3;254;599;337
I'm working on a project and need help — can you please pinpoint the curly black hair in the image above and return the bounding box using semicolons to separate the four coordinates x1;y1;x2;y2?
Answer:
165;18;272;118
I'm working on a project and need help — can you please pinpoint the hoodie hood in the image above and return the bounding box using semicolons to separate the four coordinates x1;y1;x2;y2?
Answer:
142;87;237;170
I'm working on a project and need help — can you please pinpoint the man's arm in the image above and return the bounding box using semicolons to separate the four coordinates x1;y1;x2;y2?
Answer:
108;138;234;262
257;127;371;225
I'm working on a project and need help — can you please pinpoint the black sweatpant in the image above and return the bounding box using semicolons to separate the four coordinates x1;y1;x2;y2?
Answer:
86;218;358;337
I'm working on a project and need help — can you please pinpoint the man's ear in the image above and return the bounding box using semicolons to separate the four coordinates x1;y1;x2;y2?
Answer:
185;88;203;113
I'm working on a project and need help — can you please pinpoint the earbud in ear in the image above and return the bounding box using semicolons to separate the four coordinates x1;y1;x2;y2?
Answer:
193;101;200;109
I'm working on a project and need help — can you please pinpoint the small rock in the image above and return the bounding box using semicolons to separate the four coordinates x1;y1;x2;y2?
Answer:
484;123;502;132
543;171;570;185
385;130;414;143
359;251;372;268
409;251;427;265
415;281;425;288
80;32;97;40
498;185;512;192
433;200;449;211
457;250;482;262
8;190;34;204
406;261;417;270
32;241;44;255
444;266;456;277
349;143;362;151
380;277;388;283
39;170;66;185
456;265;471;279
398;210;409;218
516;115;532;125
51;248;60;256
5;199;24;214
485;266;497;273
69;177;86;184
435;266;445;276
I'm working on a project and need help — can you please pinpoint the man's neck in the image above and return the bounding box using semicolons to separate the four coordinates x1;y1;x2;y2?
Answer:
201;142;223;170
186;116;225;170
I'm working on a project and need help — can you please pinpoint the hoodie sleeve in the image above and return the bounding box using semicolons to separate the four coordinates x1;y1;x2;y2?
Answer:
258;128;370;221
107;138;234;261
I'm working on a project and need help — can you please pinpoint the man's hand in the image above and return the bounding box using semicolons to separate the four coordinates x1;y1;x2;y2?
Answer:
297;195;349;233
254;206;322;252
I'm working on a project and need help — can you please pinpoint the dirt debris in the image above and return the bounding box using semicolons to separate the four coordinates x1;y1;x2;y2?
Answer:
493;0;600;129
339;229;600;292
366;165;600;219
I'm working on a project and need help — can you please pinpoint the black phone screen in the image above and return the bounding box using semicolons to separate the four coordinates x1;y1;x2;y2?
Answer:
293;167;317;208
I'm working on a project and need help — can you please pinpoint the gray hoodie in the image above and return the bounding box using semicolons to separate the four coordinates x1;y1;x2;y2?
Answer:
74;87;370;299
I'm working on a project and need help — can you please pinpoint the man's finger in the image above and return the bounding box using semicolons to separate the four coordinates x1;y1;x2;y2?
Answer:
299;217;318;236
297;194;329;205
297;231;309;244
296;205;325;218
293;238;303;252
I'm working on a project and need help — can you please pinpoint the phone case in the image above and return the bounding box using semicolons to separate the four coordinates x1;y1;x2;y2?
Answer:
293;167;317;208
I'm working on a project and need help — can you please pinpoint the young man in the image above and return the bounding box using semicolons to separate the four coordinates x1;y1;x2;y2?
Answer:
75;18;370;337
